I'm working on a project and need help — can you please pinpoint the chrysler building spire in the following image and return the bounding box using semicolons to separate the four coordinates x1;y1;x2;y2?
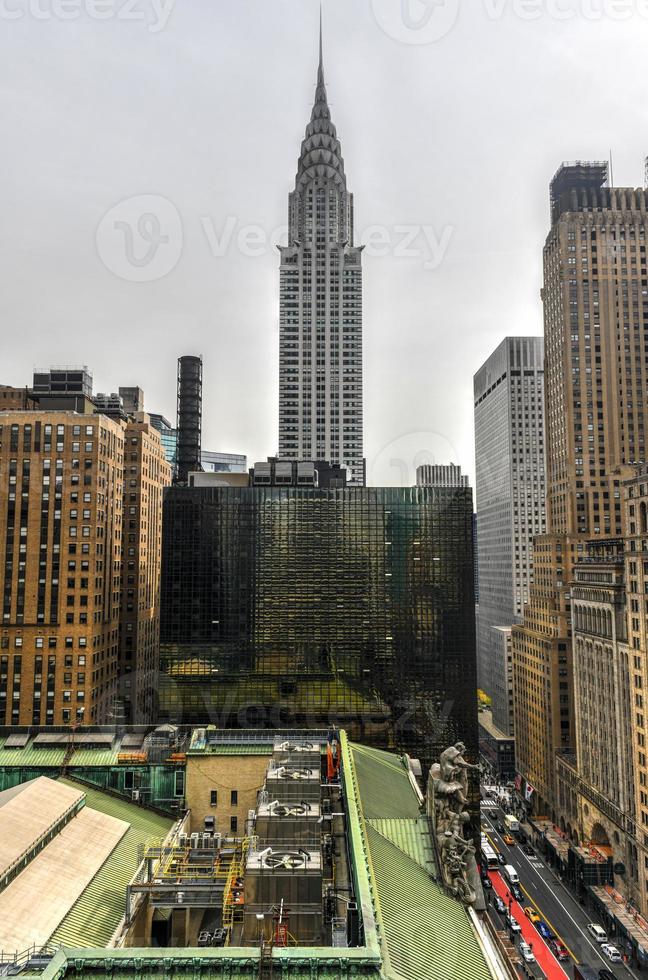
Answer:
278;16;365;485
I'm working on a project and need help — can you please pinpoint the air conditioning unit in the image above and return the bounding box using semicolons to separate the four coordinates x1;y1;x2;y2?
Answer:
131;789;141;802
178;833;188;848
255;800;321;845
266;765;320;802
275;740;316;753
272;739;321;769
190;833;200;849
243;847;323;943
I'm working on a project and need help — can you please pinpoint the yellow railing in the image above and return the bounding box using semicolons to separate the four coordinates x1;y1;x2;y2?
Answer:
222;839;249;943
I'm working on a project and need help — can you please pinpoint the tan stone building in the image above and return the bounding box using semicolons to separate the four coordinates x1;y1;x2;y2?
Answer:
0;412;125;725
119;417;171;722
624;468;648;910
0;408;170;726
512;164;648;816
0;387;36;411
553;541;639;900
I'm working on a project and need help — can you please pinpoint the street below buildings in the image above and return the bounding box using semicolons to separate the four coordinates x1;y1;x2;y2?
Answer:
481;801;640;980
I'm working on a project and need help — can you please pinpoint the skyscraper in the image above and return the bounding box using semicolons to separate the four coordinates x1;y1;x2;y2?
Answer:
0;411;125;725
277;20;364;486
158;483;477;770
512;163;648;814
416;463;469;488
474;337;546;736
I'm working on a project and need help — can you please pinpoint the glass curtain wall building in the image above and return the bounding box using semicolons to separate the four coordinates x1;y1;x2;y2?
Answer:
159;485;477;769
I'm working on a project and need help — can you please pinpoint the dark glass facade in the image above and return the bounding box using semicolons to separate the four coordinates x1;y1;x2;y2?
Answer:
159;485;477;768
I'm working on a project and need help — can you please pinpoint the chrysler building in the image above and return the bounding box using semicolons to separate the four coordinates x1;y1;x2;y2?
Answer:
277;19;365;485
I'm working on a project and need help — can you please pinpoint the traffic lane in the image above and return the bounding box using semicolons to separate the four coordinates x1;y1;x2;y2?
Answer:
484;817;639;979
488;869;568;980
485;821;606;966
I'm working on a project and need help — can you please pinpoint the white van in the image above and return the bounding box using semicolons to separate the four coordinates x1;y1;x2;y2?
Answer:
587;923;607;943
503;864;519;886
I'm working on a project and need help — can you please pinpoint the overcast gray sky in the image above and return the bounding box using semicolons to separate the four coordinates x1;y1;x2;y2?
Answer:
1;0;647;485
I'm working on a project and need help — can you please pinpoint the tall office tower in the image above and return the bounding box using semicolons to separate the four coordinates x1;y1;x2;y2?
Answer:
474;337;546;736
277;23;364;486
0;412;124;725
118;417;171;722
512;163;648;815
563;539;637;899
625;470;648;911
159;484;478;772
149;414;177;476
416;463;469;488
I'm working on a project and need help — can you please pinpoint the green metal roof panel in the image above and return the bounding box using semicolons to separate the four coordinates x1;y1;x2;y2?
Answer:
344;739;493;980
27;947;385;980
366;824;491;980
0;746;66;767
367;817;436;875
49;778;173;948
68;750;120;767
349;742;420;819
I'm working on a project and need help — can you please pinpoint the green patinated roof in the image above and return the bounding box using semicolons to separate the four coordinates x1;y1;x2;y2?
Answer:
187;744;274;756
346;739;494;980
349;743;421;819
368;817;435;873
67;749;120;767
0;738;66;768
49;778;173;948
15;736;496;980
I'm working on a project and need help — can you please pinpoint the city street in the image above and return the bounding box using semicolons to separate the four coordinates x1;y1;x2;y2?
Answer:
482;803;640;980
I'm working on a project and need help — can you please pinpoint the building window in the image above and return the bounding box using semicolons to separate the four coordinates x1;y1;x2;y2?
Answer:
230;816;238;833
231;790;238;806
174;771;185;797
210;790;218;806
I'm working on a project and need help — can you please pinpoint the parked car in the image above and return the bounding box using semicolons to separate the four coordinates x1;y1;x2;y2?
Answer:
524;906;540;924
503;834;516;845
523;843;534;855
511;884;523;901
519;942;536;963
506;914;521;934
536;922;552;940
549;939;570;962
493;896;506;915
497;852;506;865
601;945;622;964
598;969;617;980
481;875;493;890
588;923;607;944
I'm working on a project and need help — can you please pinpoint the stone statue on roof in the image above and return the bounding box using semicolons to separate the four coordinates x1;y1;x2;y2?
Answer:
427;743;484;910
